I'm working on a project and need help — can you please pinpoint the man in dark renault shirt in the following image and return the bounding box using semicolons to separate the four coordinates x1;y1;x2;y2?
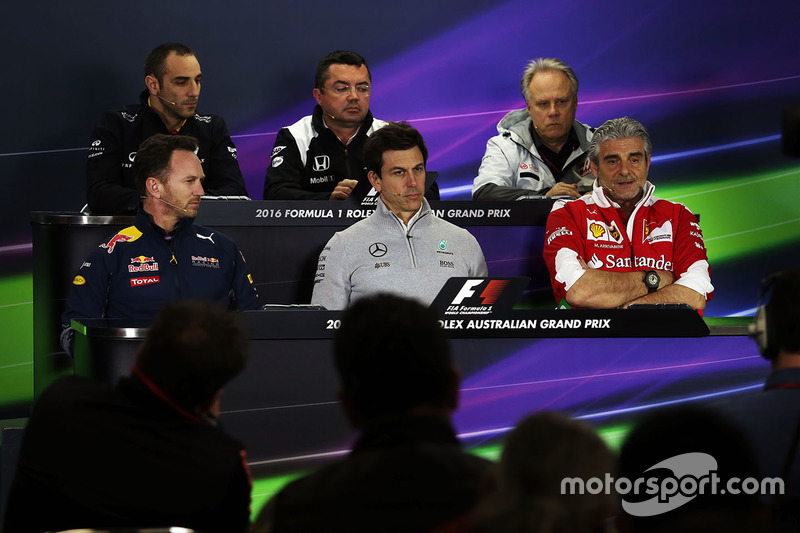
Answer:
86;42;248;214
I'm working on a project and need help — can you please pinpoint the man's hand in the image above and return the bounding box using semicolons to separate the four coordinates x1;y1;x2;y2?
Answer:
569;262;681;309
546;182;580;199
329;179;358;201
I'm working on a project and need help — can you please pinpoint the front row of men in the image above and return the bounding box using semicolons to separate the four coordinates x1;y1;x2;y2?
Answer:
62;115;711;346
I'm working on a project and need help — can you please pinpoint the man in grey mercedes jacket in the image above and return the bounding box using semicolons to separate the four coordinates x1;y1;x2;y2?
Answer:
312;123;487;310
472;58;595;201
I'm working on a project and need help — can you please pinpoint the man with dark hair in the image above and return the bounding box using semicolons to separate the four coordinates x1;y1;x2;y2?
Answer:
62;134;259;355
473;58;595;201
253;293;492;533
86;42;248;214
715;268;800;503
311;122;486;309
5;300;253;533
263;50;439;202
543;117;713;309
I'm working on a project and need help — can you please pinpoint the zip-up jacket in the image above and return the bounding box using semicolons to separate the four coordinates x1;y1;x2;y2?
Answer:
543;180;714;305
61;209;260;352
263;105;386;200
87;89;248;214
311;198;487;310
472;109;594;201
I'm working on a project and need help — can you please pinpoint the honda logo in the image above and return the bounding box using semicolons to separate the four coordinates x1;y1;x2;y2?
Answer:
313;155;330;172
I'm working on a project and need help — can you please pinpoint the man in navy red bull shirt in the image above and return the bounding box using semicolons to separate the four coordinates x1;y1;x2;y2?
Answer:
61;134;260;355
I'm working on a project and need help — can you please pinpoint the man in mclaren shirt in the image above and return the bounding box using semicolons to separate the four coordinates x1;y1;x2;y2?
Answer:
543;117;713;309
62;134;259;355
263;50;439;202
86;42;248;214
311;122;486;310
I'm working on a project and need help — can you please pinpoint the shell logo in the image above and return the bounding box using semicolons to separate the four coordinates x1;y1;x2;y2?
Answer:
73;275;86;286
590;222;606;238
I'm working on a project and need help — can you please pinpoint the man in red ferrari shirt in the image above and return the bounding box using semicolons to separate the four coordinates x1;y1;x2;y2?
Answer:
543;117;713;309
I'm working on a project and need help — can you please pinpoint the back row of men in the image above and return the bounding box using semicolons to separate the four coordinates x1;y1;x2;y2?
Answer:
63;43;712;344
85;44;613;212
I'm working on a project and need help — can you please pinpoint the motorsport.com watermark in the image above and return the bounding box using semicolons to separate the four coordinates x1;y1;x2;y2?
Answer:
561;452;784;517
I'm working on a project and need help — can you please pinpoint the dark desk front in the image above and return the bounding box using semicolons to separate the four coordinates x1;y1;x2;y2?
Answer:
31;200;553;397
72;310;767;478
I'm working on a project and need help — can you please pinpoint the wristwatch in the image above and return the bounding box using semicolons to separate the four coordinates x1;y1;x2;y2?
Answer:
643;270;660;293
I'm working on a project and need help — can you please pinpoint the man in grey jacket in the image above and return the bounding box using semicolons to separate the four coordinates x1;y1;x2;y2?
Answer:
472;58;595;201
311;122;487;310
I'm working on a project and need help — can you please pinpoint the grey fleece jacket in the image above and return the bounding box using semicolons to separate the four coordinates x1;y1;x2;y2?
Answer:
311;198;487;310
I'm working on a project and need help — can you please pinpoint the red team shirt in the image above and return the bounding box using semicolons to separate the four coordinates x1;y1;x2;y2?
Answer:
543;182;714;306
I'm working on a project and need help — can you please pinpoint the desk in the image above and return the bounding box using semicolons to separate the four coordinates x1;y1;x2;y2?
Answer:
72;309;767;477
32;200;554;397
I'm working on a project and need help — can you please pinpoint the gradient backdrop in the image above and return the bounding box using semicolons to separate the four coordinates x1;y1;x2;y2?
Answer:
1;0;799;515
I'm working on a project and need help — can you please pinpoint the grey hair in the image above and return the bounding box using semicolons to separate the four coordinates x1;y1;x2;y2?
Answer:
588;117;653;165
520;58;579;103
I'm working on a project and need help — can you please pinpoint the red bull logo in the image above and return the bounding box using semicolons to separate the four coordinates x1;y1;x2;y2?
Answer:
129;255;159;273
99;227;142;254
100;234;133;254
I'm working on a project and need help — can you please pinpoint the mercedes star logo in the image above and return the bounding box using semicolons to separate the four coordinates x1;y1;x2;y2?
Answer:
369;242;387;257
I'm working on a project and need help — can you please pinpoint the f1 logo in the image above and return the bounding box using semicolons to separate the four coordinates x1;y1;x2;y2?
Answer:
451;279;509;305
451;280;483;305
313;155;330;172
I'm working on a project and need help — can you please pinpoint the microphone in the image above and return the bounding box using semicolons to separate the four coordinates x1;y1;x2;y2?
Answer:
156;94;178;106
140;196;191;213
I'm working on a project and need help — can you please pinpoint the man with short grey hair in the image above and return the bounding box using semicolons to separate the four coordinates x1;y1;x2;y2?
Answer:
472;57;595;201
543;117;713;309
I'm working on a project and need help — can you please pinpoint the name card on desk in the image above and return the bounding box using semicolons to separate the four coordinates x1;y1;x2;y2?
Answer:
196;200;556;227
240;306;709;340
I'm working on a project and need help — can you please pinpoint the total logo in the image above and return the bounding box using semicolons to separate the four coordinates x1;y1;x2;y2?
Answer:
130;276;160;287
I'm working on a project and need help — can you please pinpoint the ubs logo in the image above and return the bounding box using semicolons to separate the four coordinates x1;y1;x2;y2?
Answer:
313;155;330;172
369;242;387;257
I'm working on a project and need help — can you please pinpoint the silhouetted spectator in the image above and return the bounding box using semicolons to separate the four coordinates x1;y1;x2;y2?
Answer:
254;293;492;533
5;300;253;533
